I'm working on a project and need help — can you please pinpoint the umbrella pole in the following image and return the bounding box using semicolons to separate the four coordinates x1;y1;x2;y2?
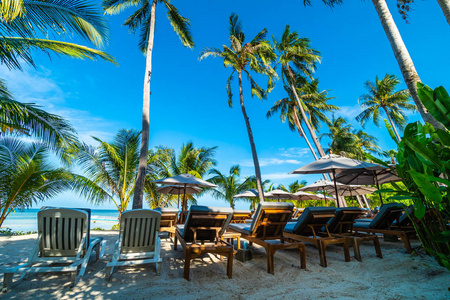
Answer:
374;171;384;205
323;188;327;207
332;169;340;208
177;190;180;209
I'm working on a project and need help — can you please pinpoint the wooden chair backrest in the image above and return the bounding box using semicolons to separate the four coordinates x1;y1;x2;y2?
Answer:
38;208;88;257
369;203;404;229
183;206;233;243
120;210;161;254
250;203;294;240
292;207;336;236
231;210;252;224
327;207;363;234
155;208;178;228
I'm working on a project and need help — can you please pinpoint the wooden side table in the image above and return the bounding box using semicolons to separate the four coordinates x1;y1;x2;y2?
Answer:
222;232;241;250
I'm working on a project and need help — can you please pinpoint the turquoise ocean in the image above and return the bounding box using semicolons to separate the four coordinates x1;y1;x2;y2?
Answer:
2;208;119;232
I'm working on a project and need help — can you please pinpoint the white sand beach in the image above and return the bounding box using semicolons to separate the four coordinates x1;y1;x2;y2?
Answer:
0;231;448;299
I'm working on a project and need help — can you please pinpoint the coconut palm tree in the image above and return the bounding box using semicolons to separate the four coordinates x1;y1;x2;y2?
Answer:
305;0;444;130
0;137;74;227
73;129;142;224
102;0;194;210
356;74;415;141
208;165;252;209
0;80;78;165
200;13;277;205
352;129;381;159
1;0;114;70
245;176;272;210
320;115;354;155
274;25;326;158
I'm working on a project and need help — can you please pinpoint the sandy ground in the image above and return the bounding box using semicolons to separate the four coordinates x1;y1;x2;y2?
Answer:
0;231;448;299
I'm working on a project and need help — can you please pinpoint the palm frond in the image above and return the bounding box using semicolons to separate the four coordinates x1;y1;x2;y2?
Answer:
161;0;193;48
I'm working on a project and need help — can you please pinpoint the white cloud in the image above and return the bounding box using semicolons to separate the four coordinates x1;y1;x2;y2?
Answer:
240;158;302;167
336;104;362;120
278;147;309;158
262;172;298;181
0;65;124;144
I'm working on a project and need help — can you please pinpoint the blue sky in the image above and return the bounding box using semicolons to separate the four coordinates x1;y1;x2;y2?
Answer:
3;0;450;210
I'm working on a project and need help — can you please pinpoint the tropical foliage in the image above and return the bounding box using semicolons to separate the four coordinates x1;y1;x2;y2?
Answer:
102;0;194;210
209;165;252;209
200;13;277;205
378;83;450;270
0;137;74;226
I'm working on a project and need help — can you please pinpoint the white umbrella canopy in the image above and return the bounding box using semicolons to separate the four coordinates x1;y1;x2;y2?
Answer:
315;193;337;202
152;174;217;211
293;191;322;201
299;179;346;192
156;185;202;209
335;168;401;185
233;189;260;198
265;189;294;201
290;155;387;207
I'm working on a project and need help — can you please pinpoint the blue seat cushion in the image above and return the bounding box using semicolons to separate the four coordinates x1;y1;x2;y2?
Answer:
289;207;336;235
228;223;251;235
283;222;296;234
353;221;371;229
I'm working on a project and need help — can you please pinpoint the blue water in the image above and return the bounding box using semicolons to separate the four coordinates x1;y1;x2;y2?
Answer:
1;208;119;232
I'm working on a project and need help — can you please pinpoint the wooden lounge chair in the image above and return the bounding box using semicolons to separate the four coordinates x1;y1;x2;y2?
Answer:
1;208;104;292
231;210;252;223
325;207;382;262
283;207;351;267
353;203;416;253
154;207;179;237
105;209;162;280
173;205;234;281
228;202;306;274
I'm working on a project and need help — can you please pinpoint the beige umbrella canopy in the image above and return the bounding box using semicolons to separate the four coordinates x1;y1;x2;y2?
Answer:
290;154;387;207
234;189;261;198
331;185;376;197
293;191;323;202
265;189;294;202
299;179;344;205
152;174;217;211
156;185;202;209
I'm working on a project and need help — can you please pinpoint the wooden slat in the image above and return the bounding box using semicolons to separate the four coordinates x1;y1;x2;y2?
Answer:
139;218;146;248
135;218;142;248
129;218;135;248
63;218;69;250
45;217;51;249
69;218;75;250
149;218;155;247
57;218;63;250
76;218;81;248
51;217;57;250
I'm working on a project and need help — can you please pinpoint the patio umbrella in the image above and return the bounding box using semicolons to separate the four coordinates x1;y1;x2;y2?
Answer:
293;191;322;201
152;174;217;212
156;185;202;209
265;189;294;202
234;189;261;198
299;179;345;205
331;185;376;197
290;154;387;207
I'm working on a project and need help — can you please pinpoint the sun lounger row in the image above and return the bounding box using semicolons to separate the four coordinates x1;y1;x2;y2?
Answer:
1;202;416;291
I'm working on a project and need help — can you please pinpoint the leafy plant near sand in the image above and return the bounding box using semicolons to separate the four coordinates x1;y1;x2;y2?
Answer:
0;137;74;227
378;83;450;270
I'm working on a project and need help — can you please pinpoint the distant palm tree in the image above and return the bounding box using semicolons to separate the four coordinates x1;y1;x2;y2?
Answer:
208;165;252;209
147;142;217;210
73;129;142;224
103;0;194;210
245;176;272;209
320;115;354;155
352;130;381;160
274;25;326;157
356;74;415;141
0;137;73;227
382;149;397;164
200;13;277;205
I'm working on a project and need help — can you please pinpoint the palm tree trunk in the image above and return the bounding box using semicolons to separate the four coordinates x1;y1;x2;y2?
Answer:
437;0;450;27
292;109;328;181
382;106;401;141
371;0;445;130
238;71;265;204
286;65;327;157
133;0;157;209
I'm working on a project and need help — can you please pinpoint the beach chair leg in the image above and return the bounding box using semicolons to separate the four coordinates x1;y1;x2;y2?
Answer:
343;240;351;262
373;237;383;258
237;236;241;250
318;242;327;268
353;238;362;262
105;265;114;281
156;261;162;276
70;271;77;287
401;233;412;253
183;249;192;281
2;273;13;293
227;252;233;279
299;244;306;270
174;236;178;250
